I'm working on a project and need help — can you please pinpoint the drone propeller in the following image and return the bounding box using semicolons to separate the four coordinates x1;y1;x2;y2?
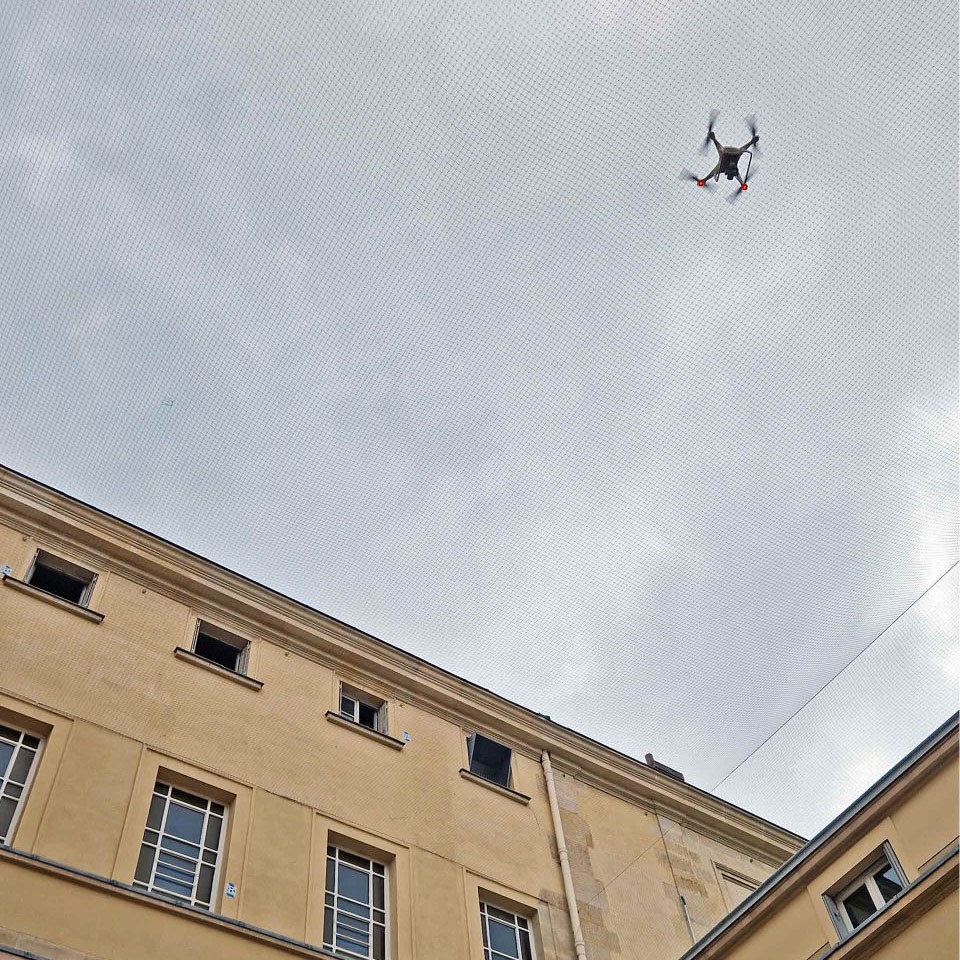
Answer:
726;165;759;204
745;114;762;155
700;110;720;153
680;168;716;190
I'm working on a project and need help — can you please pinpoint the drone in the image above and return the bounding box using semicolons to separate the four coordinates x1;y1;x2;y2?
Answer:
681;113;760;202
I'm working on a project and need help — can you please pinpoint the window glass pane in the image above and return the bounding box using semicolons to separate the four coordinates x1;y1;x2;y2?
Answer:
873;863;903;902
4;783;23;800
23;735;40;750
340;696;356;717
134;844;156;884
323;905;334;944
9;748;35;785
165;802;204;843
373;874;385;909
153;874;194;897
197;864;215;905
0;796;18;840
842;884;876;928
160;834;201;858
519;928;533;960
211;802;224;817
488;918;520;958
146;793;166;829
339;850;371;870
0;726;19;744
204;815;222;850
0;742;13;776
373;925;386;959
338;896;371;919
338;864;370;903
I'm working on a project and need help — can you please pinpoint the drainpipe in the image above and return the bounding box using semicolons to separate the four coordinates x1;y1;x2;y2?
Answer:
541;750;588;960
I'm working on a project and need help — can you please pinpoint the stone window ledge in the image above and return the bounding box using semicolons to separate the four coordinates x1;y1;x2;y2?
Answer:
459;768;531;805
324;711;405;750
2;574;105;623
174;647;264;691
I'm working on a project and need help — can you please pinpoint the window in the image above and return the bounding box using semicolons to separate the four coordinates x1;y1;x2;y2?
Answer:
827;846;906;937
323;846;387;959
133;781;226;910
467;733;512;788
0;724;41;844
26;550;96;606
192;621;249;674
339;685;385;733
480;902;534;960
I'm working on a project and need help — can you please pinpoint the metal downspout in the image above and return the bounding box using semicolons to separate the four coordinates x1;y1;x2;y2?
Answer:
541;750;588;960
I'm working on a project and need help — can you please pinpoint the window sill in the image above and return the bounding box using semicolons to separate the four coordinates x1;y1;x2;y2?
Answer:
324;711;405;750
459;768;531;804
174;648;264;691
2;574;104;623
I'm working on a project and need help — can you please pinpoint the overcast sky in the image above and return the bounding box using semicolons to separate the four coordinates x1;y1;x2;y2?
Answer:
1;1;956;839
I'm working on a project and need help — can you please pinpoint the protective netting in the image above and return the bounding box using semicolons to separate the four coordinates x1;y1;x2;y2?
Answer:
1;0;956;837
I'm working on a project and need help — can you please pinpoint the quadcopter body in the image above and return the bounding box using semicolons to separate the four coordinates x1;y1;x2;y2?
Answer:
682;114;760;201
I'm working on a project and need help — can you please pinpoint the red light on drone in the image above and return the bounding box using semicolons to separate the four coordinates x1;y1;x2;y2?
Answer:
697;180;705;187
741;183;748;191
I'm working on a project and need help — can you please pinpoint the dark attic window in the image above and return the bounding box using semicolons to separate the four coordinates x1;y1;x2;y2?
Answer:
467;733;513;788
193;621;249;674
26;551;96;606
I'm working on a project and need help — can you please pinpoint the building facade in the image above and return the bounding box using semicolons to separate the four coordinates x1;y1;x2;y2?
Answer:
679;715;959;960
0;465;805;960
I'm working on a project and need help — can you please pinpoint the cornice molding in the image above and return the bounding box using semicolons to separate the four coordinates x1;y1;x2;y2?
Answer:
0;466;803;862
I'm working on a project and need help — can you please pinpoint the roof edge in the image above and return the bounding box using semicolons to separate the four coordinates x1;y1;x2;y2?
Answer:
0;462;804;854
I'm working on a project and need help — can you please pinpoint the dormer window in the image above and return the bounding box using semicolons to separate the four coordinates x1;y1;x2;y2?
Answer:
26;551;97;607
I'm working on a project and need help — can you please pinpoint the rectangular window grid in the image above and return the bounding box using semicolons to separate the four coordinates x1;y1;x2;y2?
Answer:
0;725;41;844
480;902;534;960
323;846;387;959
133;782;225;910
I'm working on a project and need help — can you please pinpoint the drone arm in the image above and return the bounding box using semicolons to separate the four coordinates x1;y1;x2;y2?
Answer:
700;162;720;182
737;135;759;152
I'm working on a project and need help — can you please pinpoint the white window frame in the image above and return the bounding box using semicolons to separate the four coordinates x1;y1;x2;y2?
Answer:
323;845;388;959
338;684;386;734
192;620;250;675
480;901;535;960
132;781;227;911
26;550;97;607
0;724;43;845
824;843;907;938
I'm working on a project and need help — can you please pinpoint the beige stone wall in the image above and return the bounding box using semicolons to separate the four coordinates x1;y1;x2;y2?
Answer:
0;500;797;960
